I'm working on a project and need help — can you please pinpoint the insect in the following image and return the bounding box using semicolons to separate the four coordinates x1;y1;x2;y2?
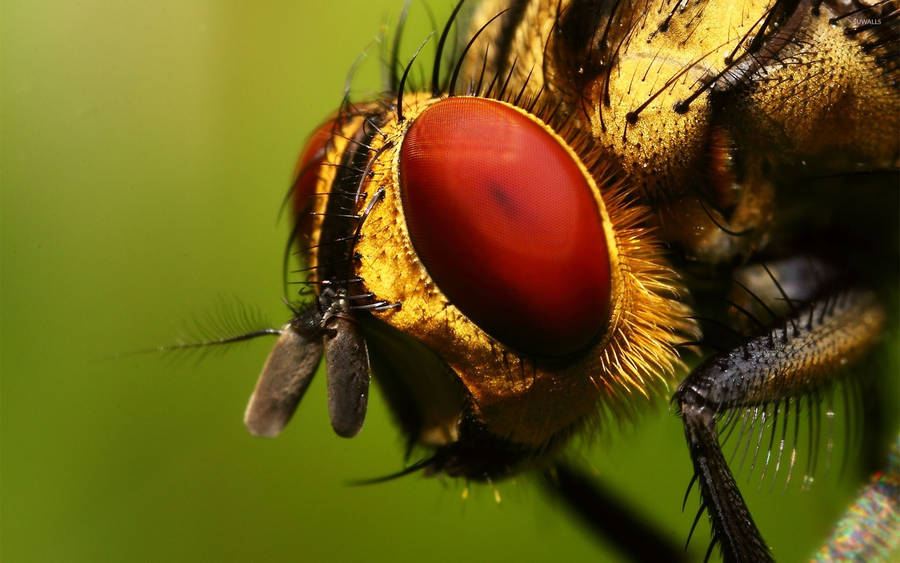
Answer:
187;0;899;560
453;1;898;560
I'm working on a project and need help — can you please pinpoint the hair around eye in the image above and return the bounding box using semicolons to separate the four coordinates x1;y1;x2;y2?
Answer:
350;92;698;446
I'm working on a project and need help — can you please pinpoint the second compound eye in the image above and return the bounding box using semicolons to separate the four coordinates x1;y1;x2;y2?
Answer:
399;97;612;357
291;118;338;219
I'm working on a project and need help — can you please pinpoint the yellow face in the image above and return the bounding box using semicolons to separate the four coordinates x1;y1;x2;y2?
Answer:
293;91;696;471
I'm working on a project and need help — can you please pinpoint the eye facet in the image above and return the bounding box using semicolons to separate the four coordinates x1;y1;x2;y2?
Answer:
399;97;612;357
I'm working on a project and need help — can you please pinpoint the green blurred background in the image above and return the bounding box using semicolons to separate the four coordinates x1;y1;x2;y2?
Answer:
1;2;888;561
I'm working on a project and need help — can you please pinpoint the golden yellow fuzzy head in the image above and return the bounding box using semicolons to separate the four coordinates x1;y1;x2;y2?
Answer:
295;89;698;460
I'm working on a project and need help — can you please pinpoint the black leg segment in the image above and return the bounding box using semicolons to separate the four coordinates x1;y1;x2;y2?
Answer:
676;288;885;562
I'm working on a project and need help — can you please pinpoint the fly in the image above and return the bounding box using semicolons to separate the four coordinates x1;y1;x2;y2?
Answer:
174;1;900;561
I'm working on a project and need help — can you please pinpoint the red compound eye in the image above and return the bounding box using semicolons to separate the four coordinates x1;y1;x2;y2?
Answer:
291;119;336;218
399;97;612;357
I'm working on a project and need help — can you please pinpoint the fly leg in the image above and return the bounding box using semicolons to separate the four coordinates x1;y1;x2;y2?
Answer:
542;463;689;562
675;287;885;562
